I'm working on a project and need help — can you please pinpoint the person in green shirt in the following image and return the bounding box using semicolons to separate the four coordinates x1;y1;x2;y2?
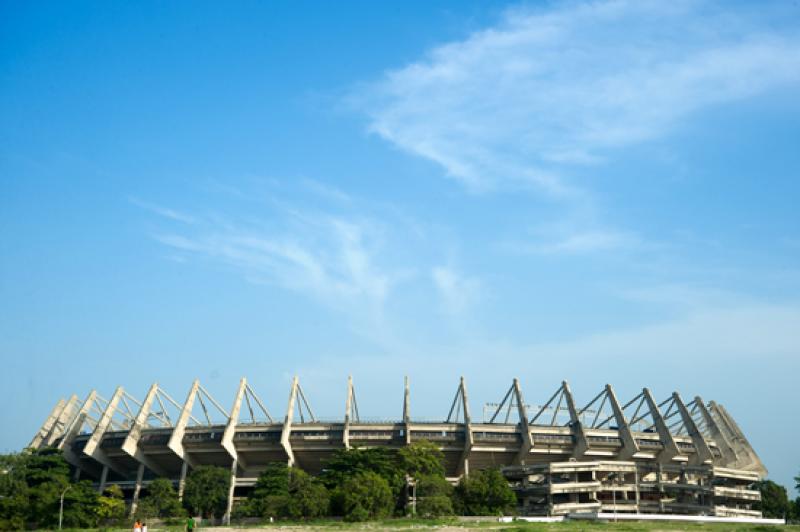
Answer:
186;516;196;531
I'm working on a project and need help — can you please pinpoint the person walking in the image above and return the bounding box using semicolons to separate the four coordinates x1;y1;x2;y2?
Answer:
186;515;196;532
133;519;141;532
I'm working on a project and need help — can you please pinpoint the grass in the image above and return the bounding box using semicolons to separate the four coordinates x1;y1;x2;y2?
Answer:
52;518;800;531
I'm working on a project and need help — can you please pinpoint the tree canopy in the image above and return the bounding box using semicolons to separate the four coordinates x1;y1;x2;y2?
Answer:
454;468;516;516
182;465;231;519
756;480;791;519
136;477;184;519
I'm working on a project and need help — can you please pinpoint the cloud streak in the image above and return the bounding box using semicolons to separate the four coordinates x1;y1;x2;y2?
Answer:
355;0;800;194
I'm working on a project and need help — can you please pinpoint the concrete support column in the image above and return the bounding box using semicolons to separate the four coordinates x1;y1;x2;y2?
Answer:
98;465;109;493
403;377;411;445
344;376;354;449
130;464;145;518
178;461;189;501
513;379;533;464
223;459;237;525
29;398;66;449
280;377;298;466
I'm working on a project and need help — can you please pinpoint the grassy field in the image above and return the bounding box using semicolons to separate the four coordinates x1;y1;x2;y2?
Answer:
53;518;800;531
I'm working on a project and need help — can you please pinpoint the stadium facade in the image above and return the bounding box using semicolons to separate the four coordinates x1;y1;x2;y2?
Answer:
29;377;768;519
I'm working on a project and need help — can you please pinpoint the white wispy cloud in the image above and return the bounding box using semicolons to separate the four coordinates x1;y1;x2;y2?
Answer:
156;215;393;311
499;218;640;255
355;0;800;194
431;266;480;314
129;196;196;224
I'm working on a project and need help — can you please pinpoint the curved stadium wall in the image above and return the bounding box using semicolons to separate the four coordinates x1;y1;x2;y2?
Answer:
29;377;767;518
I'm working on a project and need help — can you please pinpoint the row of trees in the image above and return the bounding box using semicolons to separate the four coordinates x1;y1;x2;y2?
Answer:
0;448;226;529
0;448;126;529
233;441;516;521
0;442;516;527
757;475;800;521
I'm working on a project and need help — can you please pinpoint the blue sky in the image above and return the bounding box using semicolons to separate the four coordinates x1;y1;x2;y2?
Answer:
1;0;799;493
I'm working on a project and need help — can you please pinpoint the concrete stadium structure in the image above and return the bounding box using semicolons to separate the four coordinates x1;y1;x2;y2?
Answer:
29;377;768;519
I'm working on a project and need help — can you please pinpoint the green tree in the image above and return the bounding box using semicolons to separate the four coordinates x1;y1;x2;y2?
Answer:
0;453;29;530
137;478;184;519
20;449;75;528
284;468;329;519
321;447;403;492
341;471;394;522
399;440;445;478
96;484;126;524
245;464;329;520
60;480;101;529
454;468;516;516
183;465;231;519
755;480;790;519
246;462;290;518
415;474;454;518
322;447;403;516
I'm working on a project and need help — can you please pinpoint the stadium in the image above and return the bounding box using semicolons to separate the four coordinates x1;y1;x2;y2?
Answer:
29;376;768;520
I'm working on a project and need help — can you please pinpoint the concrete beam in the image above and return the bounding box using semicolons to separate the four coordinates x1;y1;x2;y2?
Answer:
280;377;298;466
223;458;237;525
83;387;128;476
44;394;79;446
606;385;640;460
57;390;98;451
222;378;246;464
29;398;65;449
693;396;737;466
129;464;145;518
167;380;199;467
403;376;411;445
672;392;713;466
121;382;169;477
562;381;589;459
642;388;680;463
513;379;534;464
710;401;767;476
457;377;473;477
344;376;354;450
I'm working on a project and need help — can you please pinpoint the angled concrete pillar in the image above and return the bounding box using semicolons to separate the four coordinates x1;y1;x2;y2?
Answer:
562;381;589;459
344;376;355;449
642;388;680;463
672;392;713;466
129;463;145;517
280;377;298;466
457;377;473;477
513;379;534;464
710;401;767;476
402;376;411;445
98;465;109;494
58;390;98;451
167;380;199;467
693;396;737;465
223;458;237;525
122;382;169;477
83;386;127;475
29;398;65;449
44;394;79;447
178;460;189;501
607;384;640;459
222;378;246;465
